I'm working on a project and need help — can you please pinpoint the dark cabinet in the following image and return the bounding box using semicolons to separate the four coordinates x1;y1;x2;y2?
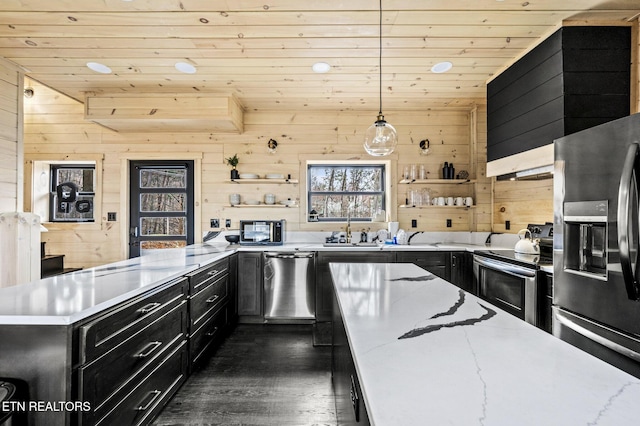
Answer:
488;26;631;163
316;252;395;322
237;252;263;320
449;251;474;293
396;251;448;281
538;272;553;334
186;257;232;370
332;289;371;426
76;277;190;425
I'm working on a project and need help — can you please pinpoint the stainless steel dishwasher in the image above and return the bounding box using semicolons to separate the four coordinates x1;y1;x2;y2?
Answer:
263;251;316;321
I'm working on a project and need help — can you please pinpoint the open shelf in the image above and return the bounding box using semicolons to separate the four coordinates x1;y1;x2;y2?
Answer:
226;204;298;208
399;205;475;209
228;178;299;184
399;179;475;185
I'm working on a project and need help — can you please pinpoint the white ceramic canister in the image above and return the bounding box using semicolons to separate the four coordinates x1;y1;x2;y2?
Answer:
229;193;241;206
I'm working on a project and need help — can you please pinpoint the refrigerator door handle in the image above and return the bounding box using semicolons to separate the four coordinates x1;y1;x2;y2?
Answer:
617;142;640;300
556;309;640;363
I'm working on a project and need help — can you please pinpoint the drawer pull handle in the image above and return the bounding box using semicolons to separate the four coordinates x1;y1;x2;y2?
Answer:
136;341;162;358
136;390;162;411
207;270;219;276
137;302;161;314
206;295;220;304
205;326;219;337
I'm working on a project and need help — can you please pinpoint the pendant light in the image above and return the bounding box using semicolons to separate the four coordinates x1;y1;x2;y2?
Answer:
363;0;398;156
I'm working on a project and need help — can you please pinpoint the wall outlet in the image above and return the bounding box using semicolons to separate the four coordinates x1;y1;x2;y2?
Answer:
211;218;219;228
446;219;452;228
505;220;511;230
225;219;231;228
411;219;417;228
107;212;117;221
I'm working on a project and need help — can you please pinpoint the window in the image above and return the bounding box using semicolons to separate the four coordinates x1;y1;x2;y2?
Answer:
307;163;386;222
49;164;95;222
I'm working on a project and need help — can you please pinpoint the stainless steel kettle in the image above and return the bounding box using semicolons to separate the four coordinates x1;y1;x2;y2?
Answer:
514;229;540;254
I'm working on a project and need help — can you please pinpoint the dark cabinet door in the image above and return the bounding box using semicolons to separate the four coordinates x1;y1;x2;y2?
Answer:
237;252;263;318
228;253;238;323
316;252;394;322
449;251;474;293
396;251;448;281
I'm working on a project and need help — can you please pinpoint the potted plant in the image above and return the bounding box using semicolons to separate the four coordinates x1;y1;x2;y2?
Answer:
225;154;240;180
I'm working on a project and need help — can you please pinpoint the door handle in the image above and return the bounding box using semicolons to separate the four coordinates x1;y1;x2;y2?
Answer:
617;142;640;300
130;226;138;237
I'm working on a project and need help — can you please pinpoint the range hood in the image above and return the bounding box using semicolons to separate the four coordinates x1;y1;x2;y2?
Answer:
496;164;554;181
487;144;554;180
486;26;631;181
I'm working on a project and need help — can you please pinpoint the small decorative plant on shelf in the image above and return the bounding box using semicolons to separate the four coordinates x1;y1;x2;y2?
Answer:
225;154;240;180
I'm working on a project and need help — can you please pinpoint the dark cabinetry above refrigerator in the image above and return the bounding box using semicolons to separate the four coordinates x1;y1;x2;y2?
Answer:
487;26;631;177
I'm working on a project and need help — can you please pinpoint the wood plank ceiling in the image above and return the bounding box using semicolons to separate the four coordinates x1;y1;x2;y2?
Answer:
0;0;639;112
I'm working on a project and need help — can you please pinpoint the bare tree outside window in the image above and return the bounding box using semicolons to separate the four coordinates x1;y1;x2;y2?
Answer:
308;164;385;221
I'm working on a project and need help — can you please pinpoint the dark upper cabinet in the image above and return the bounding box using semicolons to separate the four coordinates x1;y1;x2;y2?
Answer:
487;26;631;163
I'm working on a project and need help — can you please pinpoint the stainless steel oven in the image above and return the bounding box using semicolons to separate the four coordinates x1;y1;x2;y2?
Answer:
473;254;538;325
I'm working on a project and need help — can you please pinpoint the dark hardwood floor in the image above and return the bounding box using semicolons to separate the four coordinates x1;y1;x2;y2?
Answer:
153;324;337;426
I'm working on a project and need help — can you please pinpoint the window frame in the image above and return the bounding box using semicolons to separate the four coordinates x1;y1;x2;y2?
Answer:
49;163;96;223
306;160;389;223
25;155;103;231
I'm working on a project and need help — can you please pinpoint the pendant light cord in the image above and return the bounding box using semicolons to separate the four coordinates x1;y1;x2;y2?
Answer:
378;0;383;116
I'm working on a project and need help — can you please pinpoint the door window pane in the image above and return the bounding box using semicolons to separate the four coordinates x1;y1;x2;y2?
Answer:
141;241;187;251
140;217;186;236
140;169;186;188
140;193;186;212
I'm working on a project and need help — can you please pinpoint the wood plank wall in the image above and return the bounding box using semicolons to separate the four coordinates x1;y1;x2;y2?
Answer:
0;59;21;212
23;81;494;268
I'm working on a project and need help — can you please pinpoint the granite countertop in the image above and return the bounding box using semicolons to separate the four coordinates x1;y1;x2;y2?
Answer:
330;262;640;425
0;243;232;325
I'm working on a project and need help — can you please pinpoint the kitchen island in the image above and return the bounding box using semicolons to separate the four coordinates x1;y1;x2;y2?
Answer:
0;243;235;425
330;262;640;425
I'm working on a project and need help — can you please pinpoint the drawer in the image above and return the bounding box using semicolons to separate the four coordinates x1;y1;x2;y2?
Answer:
190;273;228;330
79;277;188;364
396;252;447;266
187;257;229;295
190;305;228;368
78;300;188;415
93;340;189;426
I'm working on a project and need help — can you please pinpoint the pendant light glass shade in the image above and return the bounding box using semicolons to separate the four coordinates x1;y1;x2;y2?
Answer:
364;0;396;156
364;114;397;156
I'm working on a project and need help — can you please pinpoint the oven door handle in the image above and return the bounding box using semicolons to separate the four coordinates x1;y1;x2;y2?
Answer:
473;256;536;278
617;142;640;301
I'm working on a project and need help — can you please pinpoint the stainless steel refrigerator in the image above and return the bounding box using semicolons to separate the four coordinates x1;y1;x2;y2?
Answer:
554;112;640;378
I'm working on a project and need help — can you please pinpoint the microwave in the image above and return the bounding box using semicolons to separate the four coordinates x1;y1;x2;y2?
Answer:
239;220;285;245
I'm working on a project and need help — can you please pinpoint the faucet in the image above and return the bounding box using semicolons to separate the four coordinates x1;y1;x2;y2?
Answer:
485;232;501;245
407;231;423;245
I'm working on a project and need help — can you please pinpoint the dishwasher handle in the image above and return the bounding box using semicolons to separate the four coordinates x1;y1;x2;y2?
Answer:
264;252;315;259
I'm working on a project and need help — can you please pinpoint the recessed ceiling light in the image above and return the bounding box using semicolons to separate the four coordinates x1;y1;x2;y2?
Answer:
86;62;112;74
312;62;331;73
175;62;197;74
431;61;453;73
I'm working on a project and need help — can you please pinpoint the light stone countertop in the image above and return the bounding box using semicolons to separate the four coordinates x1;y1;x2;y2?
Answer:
330;262;640;426
0;233;530;326
0;243;233;325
